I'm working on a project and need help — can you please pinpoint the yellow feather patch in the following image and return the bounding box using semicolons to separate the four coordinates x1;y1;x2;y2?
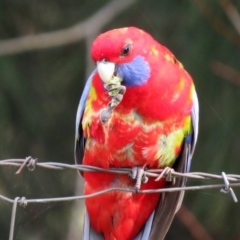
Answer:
88;86;97;100
183;115;192;133
156;128;185;167
164;54;174;63
178;61;184;68
82;86;98;135
141;116;192;167
150;46;159;55
170;77;186;103
184;83;195;109
178;77;185;92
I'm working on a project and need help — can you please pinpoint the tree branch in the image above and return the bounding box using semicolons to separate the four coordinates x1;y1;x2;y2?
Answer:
218;0;240;35
190;0;240;46
210;60;240;87
0;0;136;56
177;205;213;240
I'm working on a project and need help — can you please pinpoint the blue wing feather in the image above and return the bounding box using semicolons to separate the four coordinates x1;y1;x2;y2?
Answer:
190;89;199;157
74;69;96;165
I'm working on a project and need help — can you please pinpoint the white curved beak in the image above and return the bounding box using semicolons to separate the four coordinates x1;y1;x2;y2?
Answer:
97;61;115;84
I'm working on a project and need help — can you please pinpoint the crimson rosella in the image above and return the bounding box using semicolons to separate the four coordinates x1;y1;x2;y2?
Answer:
75;27;199;240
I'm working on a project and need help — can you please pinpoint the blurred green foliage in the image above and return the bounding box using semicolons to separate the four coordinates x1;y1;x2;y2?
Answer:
0;0;240;239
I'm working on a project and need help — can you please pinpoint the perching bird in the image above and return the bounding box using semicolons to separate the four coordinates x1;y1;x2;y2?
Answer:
75;27;199;240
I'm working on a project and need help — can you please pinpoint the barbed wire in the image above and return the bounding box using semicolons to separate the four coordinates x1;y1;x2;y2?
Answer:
1;156;240;240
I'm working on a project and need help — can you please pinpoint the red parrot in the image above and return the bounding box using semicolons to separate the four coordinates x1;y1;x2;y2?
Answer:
75;27;199;240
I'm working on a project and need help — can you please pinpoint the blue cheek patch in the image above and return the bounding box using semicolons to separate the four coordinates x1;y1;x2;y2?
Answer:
117;56;150;86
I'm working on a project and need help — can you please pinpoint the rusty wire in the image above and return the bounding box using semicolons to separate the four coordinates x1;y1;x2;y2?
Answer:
1;156;240;240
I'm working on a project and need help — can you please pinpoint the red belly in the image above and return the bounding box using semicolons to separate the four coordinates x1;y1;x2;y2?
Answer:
84;172;165;240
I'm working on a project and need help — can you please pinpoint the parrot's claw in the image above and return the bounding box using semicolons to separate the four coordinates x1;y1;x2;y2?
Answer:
100;84;126;124
129;166;149;192
107;85;126;107
105;84;126;95
100;108;113;124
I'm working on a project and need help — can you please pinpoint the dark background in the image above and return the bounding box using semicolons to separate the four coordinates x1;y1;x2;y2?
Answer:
0;0;240;239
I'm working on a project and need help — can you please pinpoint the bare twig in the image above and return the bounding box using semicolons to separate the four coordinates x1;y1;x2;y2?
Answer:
190;0;240;46
218;0;240;35
0;0;136;56
210;60;240;87
177;205;213;240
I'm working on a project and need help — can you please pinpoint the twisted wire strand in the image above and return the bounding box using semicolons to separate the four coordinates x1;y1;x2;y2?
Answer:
0;157;240;204
1;157;240;181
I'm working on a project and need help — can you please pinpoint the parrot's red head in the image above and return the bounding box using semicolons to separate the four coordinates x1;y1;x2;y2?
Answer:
91;27;155;63
90;26;193;120
91;27;160;87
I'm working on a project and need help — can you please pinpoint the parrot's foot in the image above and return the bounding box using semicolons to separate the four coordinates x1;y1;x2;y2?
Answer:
106;84;126;108
129;166;149;191
100;84;126;124
100;108;113;124
105;83;126;96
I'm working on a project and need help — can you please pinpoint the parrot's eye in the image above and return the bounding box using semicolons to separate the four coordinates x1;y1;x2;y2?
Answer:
102;58;109;63
120;44;131;56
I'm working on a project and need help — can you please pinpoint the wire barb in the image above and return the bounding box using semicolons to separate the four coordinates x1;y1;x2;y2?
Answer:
19;197;28;208
15;156;38;174
27;157;38;171
220;172;238;203
155;167;176;184
129;166;149;191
